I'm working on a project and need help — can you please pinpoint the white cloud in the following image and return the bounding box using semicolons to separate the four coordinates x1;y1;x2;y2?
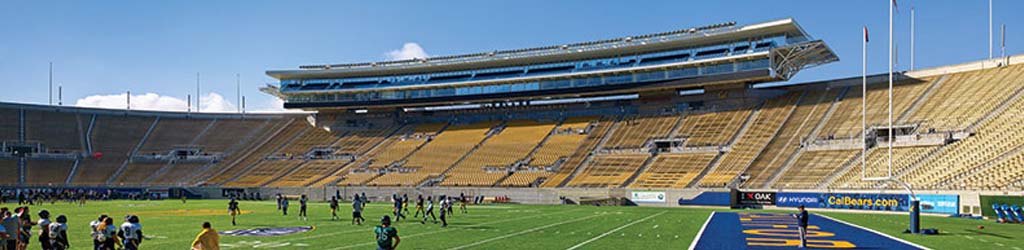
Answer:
75;92;236;113
385;42;429;60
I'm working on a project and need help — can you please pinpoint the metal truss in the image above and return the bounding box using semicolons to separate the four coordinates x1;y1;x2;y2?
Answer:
770;40;839;80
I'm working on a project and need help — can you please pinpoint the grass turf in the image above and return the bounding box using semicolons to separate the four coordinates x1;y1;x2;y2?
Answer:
3;199;1020;249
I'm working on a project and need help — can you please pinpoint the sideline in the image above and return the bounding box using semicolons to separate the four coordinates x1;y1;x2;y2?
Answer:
687;211;716;250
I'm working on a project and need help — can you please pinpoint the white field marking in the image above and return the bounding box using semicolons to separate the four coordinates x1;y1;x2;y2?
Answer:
1012;246;1022;250
447;213;603;250
325;208;586;250
996;243;1005;247
815;214;931;250
687;211;716;250
567;211;667;250
964;236;975;240
233;208;563;247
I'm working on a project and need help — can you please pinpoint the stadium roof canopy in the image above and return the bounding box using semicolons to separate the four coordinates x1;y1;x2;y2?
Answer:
266;18;837;110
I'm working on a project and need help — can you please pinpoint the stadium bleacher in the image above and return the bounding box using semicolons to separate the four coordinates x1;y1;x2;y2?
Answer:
742;89;840;188
73;116;155;185
631;152;717;188
541;117;613;187
24;110;84;152
604;115;679;149
3;54;1024;192
0;108;19;141
567;153;650;188
0;159;19;185
24;160;75;186
698;92;800;187
442;120;555;186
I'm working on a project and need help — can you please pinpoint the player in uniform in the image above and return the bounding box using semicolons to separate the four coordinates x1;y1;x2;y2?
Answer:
36;210;51;250
281;198;289;216
95;217;120;250
299;195;309;221
413;195;424;218
374;216;400;250
420;196;437;224
439;197;449;228
459;194;468;214
17;207;37;250
392;194;406;222
89;214;108;250
402;194;410;214
329;196;340;221
276;194;282;211
117;215;143;250
48;215;68;250
228;198;240;226
352;195;365;225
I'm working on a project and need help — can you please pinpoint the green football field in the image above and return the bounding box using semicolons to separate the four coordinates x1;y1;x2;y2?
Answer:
6;199;1022;249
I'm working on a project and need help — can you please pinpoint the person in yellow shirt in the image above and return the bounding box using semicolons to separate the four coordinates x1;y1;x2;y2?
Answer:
191;222;219;250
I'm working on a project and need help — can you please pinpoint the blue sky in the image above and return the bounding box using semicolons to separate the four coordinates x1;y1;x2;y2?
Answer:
0;0;1020;111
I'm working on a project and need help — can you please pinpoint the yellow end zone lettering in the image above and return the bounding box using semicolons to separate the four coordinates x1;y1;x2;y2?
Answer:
746;238;857;248
742;229;835;238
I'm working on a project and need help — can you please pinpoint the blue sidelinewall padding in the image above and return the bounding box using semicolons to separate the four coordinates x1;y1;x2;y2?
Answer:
693;212;924;250
679;192;730;206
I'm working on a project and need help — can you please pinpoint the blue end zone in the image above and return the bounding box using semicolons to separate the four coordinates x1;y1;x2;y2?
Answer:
691;212;926;250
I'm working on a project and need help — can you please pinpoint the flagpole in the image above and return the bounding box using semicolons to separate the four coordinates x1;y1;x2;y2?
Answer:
862;26;868;180
888;0;894;178
49;62;53;105
236;73;241;113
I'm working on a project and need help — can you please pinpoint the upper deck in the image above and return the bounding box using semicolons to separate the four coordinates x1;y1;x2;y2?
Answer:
266;18;837;109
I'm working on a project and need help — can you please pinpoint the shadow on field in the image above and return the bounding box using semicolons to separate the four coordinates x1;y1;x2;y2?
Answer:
960;229;1013;239
456;225;494;229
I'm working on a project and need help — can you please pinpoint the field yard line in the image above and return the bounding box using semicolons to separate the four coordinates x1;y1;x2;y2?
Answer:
687;211;716;250
566;211;667;250
447;213;603;250
325;208;586;250
262;206;577;245
815;214;931;250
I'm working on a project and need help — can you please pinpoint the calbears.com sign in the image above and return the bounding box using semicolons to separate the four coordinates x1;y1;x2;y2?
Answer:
631;191;666;203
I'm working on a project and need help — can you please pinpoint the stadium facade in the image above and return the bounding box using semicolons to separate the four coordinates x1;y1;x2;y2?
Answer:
3;18;1024;216
265;18;836;110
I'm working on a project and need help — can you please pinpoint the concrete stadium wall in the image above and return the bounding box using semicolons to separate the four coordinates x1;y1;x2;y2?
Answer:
183;186;1024;216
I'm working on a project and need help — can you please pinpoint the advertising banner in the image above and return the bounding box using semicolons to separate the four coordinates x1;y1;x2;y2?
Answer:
737;191;776;205
775;192;820;207
631;191;666;203
917;194;959;215
776;192;911;212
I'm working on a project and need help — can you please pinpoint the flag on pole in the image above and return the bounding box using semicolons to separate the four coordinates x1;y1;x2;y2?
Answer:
864;26;869;43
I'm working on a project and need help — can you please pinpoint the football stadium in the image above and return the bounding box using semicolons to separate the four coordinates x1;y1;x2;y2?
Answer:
3;2;1024;250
